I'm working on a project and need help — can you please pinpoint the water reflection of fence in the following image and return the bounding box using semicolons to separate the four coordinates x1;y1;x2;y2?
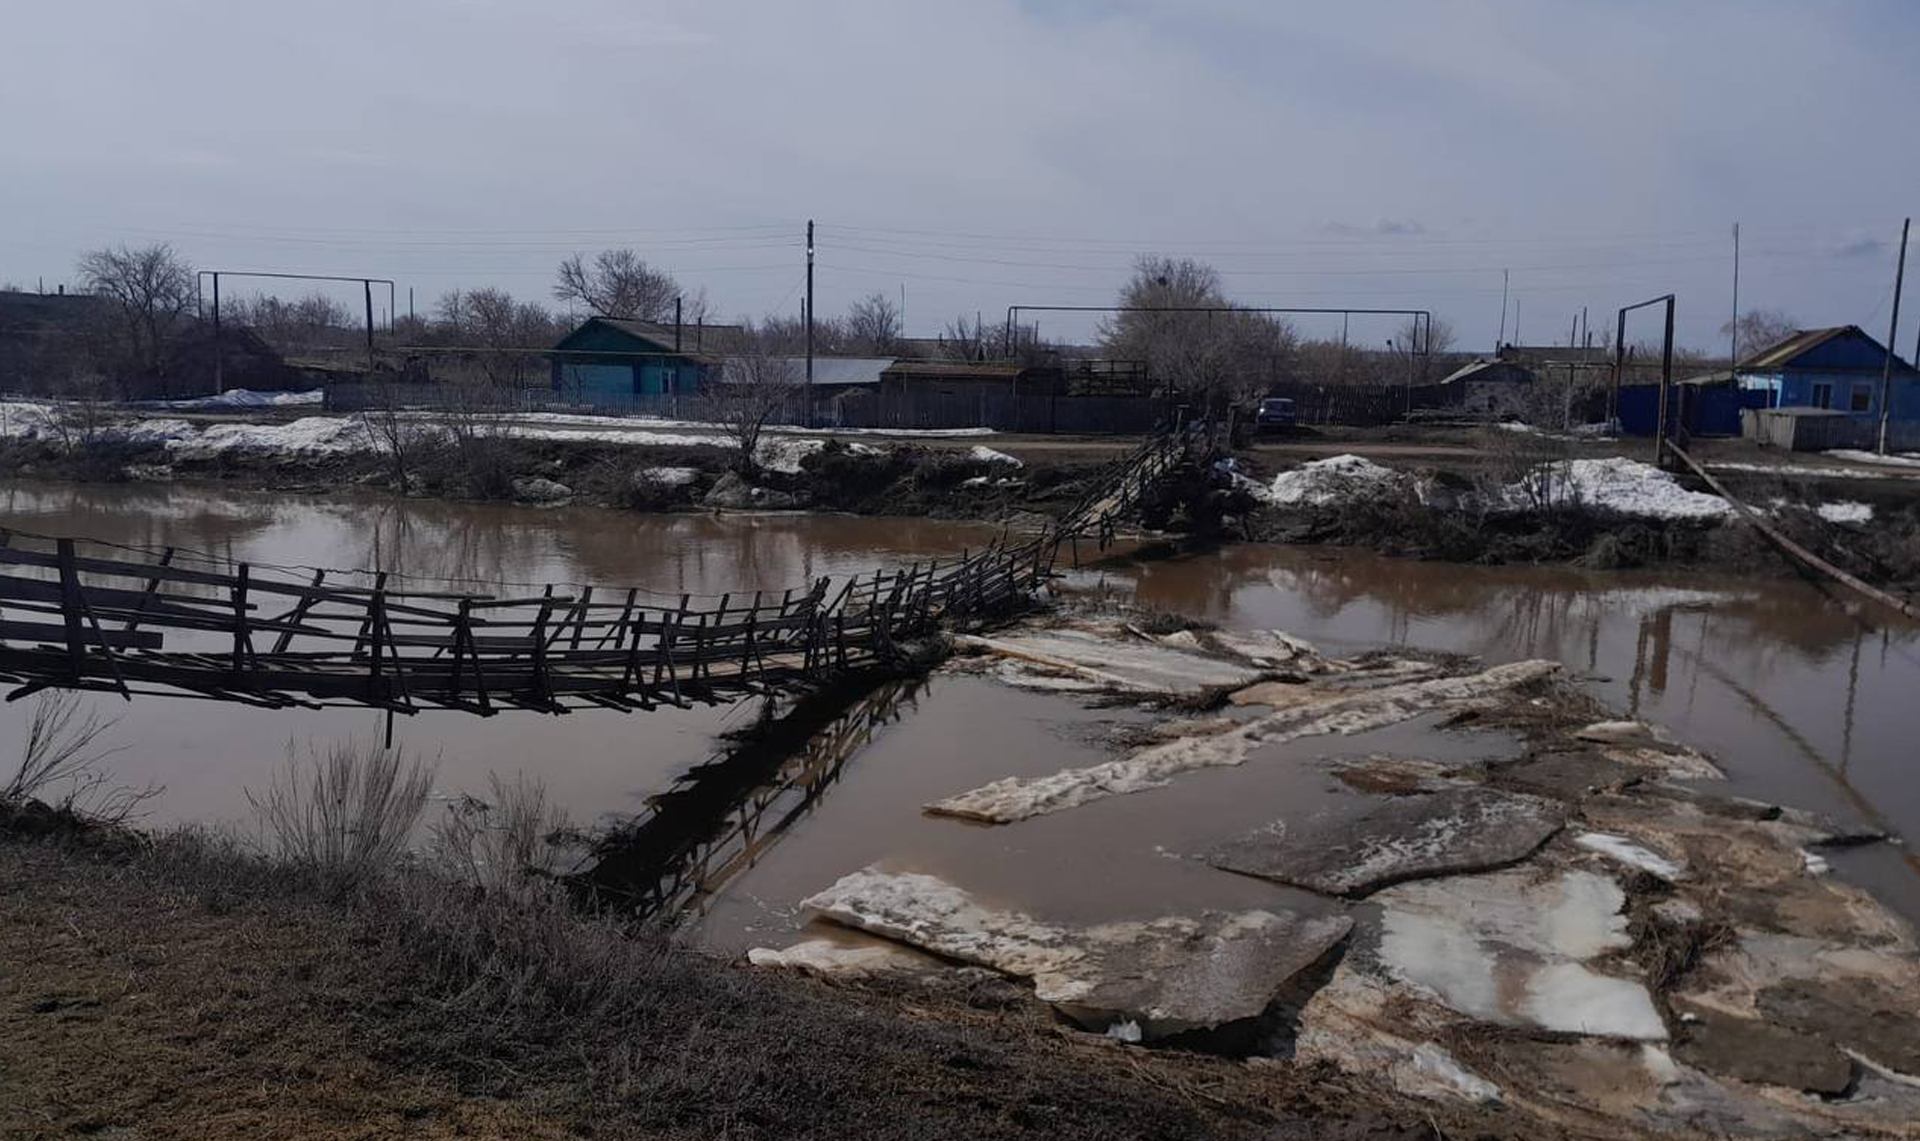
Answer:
0;428;1194;712
574;675;927;921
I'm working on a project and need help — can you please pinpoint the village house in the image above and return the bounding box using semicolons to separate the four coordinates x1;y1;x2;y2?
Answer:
1735;325;1920;419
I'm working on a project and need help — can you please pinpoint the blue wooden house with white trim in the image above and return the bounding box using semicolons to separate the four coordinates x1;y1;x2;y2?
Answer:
550;317;746;402
1736;326;1920;420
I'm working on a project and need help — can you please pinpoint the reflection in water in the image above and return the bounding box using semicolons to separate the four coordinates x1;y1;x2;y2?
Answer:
577;675;928;922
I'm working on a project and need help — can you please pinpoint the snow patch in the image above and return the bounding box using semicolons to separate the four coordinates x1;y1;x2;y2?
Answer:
1375;868;1666;1040
1265;454;1409;507
1576;832;1685;880
149;388;323;409
1505;458;1731;520
640;466;699;487
1827;449;1920;469
968;445;1022;467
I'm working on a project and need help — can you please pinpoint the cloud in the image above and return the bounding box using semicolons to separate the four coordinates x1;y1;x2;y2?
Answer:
1830;232;1887;259
1319;218;1430;238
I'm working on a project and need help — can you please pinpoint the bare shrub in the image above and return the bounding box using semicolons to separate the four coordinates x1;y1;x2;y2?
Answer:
1;690;152;824
355;379;441;488
702;339;800;476
440;380;520;498
1476;427;1583;514
245;740;436;892
431;773;576;906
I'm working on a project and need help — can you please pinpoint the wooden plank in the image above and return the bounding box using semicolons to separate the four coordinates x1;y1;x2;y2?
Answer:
0;620;164;650
1667;442;1919;620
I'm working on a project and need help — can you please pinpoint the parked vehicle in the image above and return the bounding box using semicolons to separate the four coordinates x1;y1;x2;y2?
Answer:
1255;396;1297;431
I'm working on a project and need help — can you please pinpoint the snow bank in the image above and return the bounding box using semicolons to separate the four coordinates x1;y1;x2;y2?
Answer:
150;388;323;409
1816;500;1874;524
1265;454;1410;507
640;466;699;487
1507;458;1731;520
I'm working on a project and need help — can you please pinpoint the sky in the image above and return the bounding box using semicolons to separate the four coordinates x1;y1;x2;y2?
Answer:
4;0;1918;353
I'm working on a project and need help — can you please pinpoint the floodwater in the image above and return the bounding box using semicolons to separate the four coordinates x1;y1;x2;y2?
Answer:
5;480;1918;936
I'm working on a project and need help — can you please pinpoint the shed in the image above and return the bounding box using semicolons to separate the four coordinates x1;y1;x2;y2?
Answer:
1438;359;1534;417
877;359;1065;399
1735;326;1920;420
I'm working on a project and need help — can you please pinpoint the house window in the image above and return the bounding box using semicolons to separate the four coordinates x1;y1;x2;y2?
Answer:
1812;383;1832;409
662;368;677;393
1851;383;1873;413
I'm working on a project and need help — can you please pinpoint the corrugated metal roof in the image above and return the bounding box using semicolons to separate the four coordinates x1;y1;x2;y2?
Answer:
787;356;893;386
881;360;1028;379
1736;326;1856;371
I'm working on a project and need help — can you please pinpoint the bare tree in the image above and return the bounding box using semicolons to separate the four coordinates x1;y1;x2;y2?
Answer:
702;335;800;476
75;242;195;382
552;249;680;321
845;291;902;355
1395;316;1457;356
1722;308;1799;363
460;287;559;385
1098;256;1297;414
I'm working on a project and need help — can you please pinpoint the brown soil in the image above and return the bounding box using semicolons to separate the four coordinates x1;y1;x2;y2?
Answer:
0;832;1517;1141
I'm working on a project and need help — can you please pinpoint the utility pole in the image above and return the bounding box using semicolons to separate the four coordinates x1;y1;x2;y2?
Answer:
363;280;375;367
1878;216;1909;455
408;287;415;324
1497;269;1509;349
211;272;223;392
805;219;815;390
1730;222;1741;371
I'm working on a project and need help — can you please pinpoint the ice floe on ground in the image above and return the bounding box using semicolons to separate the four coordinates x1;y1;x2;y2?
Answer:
792;868;1351;1041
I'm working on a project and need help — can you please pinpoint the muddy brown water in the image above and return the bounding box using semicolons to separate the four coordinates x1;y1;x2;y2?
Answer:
5;481;1918;943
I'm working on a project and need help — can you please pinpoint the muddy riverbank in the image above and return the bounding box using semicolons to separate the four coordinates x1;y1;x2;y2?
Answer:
9;402;1919;587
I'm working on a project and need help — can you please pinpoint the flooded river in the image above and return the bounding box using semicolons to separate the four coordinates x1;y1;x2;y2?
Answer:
5;480;1918;935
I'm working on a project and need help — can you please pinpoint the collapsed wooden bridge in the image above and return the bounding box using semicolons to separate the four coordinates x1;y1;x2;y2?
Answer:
0;427;1204;716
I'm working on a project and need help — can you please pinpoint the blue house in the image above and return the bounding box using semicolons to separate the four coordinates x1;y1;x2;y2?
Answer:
1736;326;1920;420
550;317;745;403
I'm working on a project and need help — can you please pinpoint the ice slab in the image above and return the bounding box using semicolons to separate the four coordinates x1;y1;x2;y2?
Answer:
1207;786;1564;897
801;869;1352;1039
928;660;1559;823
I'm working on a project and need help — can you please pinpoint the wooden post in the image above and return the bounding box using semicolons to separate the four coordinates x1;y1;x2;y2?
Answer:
55;539;86;680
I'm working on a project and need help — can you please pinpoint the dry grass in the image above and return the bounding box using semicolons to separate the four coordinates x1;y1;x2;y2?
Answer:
431;772;577;906
0;830;1455;1141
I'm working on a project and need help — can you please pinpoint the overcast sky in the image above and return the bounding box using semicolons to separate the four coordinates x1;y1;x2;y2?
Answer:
4;0;1917;352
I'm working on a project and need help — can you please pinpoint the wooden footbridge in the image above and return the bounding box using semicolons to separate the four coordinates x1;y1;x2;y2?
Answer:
0;427;1204;716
